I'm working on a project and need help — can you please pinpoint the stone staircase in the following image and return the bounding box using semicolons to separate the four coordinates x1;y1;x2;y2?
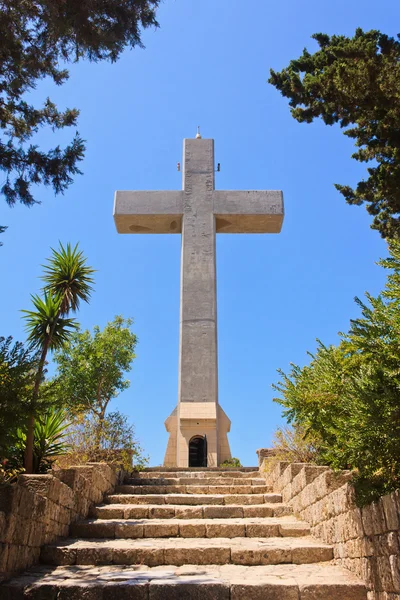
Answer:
2;467;367;599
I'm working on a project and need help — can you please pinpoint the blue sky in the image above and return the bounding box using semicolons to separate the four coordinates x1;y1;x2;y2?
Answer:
0;0;397;466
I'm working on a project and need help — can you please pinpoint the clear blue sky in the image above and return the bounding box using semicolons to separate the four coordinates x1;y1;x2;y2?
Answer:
1;0;397;466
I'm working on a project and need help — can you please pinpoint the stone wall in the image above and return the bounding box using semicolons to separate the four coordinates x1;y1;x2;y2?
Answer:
0;463;122;581
262;459;400;600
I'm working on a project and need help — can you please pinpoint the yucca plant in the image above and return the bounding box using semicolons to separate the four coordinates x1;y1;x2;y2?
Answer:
15;408;71;473
33;408;71;472
42;243;95;315
21;243;94;473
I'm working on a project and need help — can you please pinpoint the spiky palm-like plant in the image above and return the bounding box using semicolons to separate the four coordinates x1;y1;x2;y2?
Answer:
41;243;95;315
22;243;94;473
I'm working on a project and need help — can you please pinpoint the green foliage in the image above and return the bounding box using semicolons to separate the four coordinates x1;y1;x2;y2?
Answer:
0;337;39;454
0;0;159;239
41;243;95;315
269;29;400;239
65;411;148;471
273;240;400;504
220;457;242;467
20;242;94;472
22;293;78;351
271;425;322;464
53;316;137;419
13;408;71;473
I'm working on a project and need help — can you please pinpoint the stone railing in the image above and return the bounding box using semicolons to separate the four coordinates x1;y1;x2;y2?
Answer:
261;458;400;600
0;462;123;581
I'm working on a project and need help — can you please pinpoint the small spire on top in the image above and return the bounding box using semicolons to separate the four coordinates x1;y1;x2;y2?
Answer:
196;126;202;139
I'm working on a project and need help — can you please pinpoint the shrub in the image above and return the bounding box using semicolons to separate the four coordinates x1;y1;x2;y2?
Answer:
273;240;400;504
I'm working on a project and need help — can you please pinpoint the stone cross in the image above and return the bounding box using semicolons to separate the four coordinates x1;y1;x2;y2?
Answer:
114;136;284;467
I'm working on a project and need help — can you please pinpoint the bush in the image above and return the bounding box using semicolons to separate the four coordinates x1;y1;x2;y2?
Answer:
273;240;400;505
271;425;322;464
220;457;242;467
63;411;148;471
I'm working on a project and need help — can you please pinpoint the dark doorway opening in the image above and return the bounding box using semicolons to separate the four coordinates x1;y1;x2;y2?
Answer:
189;435;207;467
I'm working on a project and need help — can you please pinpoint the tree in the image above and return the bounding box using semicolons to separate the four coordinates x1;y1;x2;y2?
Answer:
0;336;39;456
22;242;94;472
53;316;137;448
0;0;160;239
269;29;400;239
273;240;400;504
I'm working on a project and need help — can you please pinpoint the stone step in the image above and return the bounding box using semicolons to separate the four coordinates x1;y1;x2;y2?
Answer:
91;503;293;520
40;536;334;567
132;471;259;481
125;477;267;486
116;484;271;495
1;563;367;599
70;517;310;539
139;467;259;473
105;493;282;506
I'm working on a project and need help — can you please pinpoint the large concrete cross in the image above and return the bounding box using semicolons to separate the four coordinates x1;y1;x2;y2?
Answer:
114;135;284;467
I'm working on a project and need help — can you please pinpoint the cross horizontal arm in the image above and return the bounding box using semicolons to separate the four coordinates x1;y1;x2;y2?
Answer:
213;190;284;233
114;191;184;234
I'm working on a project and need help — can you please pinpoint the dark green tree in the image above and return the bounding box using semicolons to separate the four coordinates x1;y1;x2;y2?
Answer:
269;29;400;239
0;336;39;456
0;0;159;238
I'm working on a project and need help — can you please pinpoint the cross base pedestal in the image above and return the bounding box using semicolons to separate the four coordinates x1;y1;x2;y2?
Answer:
164;404;232;467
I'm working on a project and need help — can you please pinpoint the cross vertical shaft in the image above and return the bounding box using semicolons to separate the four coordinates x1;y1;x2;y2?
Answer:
177;139;218;465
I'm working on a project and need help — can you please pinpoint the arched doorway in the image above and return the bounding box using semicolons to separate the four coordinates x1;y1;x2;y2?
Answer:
188;435;207;467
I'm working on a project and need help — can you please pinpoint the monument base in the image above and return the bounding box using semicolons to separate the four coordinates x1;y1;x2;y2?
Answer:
163;404;232;468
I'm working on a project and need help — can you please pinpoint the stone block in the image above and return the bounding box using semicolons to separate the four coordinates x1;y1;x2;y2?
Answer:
76;547;114;565
40;545;76;565
336;509;364;541
126;507;150;519
381;494;399;532
291;466;330;498
389;555;400;592
281;464;309;489
115;523;144;539
0;542;8;572
179;523;206;537
231;582;299;600
292;545;333;564
0;486;22;515
206;523;245;538
279;523;310;537
204;506;242;519
164;546;230;565
92;507;124;519
103;582;148;600
58;583;104;600
229;486;252;495
231;546;291;565
298;582;367;600
185;486;208;495
71;521;116;539
113;547;164;566
174;507;203;519
149;580;230;600
10;518;31;546
144;523;179;538
246;523;280;537
272;504;293;517
377;556;395;593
